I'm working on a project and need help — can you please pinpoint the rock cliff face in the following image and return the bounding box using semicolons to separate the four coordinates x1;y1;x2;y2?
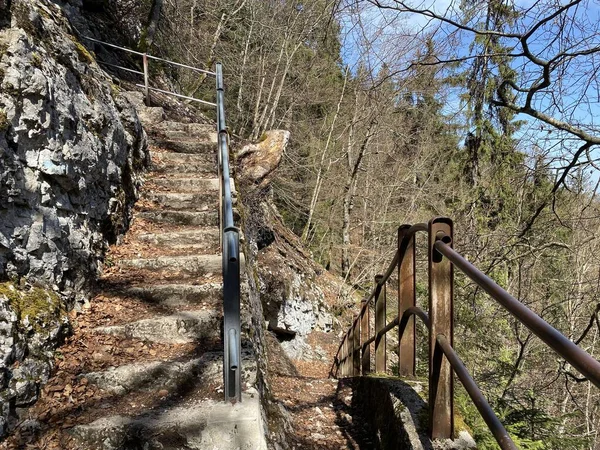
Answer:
237;131;334;360
0;0;147;435
0;1;147;294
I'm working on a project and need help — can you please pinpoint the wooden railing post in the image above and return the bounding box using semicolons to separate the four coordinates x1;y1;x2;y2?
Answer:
353;316;360;376
342;335;348;377
398;224;416;377
428;217;454;439
374;274;386;373
361;299;370;375
348;323;354;377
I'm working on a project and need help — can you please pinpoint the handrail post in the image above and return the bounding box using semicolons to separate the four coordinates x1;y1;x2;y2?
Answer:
428;217;454;439
398;224;416;377
343;335;349;377
361;299;370;375
142;53;150;106
348;322;355;377
374;274;386;373
353;316;360;376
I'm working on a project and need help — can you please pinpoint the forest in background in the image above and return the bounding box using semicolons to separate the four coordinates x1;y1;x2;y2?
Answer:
104;0;600;448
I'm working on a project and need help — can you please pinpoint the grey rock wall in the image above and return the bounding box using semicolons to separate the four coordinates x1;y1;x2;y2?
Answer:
0;0;147;296
0;0;148;436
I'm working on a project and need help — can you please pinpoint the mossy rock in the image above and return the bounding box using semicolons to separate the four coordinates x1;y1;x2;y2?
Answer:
0;109;8;132
69;36;95;64
0;282;65;332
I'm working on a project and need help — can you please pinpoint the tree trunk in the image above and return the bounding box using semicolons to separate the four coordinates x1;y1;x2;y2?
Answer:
142;0;163;50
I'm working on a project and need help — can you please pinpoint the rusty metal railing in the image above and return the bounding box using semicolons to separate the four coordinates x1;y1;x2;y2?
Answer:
331;217;600;449
81;36;216;107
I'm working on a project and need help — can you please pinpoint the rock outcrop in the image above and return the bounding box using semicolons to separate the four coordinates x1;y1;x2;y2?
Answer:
0;1;147;294
0;0;147;436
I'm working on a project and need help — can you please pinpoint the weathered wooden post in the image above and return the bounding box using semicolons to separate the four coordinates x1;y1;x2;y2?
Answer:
428;217;454;439
361;299;370;375
398;224;416;377
374;274;386;373
353;316;360;376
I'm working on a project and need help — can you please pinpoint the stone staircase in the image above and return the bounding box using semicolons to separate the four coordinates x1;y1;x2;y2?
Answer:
68;116;266;449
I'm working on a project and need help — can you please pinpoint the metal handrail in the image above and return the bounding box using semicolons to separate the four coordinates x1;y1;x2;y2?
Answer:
216;63;242;403
434;237;600;388
81;35;241;402
81;36;217;107
332;217;600;448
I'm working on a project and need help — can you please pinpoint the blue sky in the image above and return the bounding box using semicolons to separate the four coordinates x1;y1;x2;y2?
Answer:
338;0;600;185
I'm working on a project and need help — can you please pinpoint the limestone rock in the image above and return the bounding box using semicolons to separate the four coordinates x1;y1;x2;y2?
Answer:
0;0;148;437
236;130;289;187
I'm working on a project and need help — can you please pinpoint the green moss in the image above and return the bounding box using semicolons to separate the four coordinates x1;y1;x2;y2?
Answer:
0;109;8;132
110;82;121;100
69;36;95;64
31;51;42;68
0;282;65;332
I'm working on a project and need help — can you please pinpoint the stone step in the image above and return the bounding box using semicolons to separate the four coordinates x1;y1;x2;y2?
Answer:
119;254;220;274
120;283;221;306
83;350;257;396
70;392;266;450
145;192;219;211
153;138;215;154
152;151;215;166
95;310;221;343
136;229;220;248
150;177;236;194
137;210;219;227
151;121;217;141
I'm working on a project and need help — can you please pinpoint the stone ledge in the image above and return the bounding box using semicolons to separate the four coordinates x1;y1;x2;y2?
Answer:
350;376;476;450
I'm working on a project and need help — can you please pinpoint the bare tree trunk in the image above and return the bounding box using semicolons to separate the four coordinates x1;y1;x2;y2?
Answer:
142;0;163;50
302;68;349;242
341;116;376;279
237;21;254;121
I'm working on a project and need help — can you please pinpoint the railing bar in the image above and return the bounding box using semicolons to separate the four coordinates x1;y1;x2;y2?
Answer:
437;334;518;450
377;317;399;340
435;239;600;389
362;307;430;351
217;62;241;403
145;53;216;75
134;85;217;106
81;36;146;56
97;60;144;75
358;222;428;319
81;36;216;76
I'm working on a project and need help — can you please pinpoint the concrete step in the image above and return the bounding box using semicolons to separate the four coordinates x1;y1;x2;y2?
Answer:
137;210;219;227
83;350;257;395
151;121;217;142
153;138;215;154
145;192;219;211
70;392;266;450
150;177;236;194
136;229;220;249
94;310;220;343
118;254;221;277
151;152;216;175
120;283;221;306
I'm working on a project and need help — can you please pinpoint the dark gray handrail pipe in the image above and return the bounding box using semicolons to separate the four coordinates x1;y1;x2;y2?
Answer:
216;63;241;402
